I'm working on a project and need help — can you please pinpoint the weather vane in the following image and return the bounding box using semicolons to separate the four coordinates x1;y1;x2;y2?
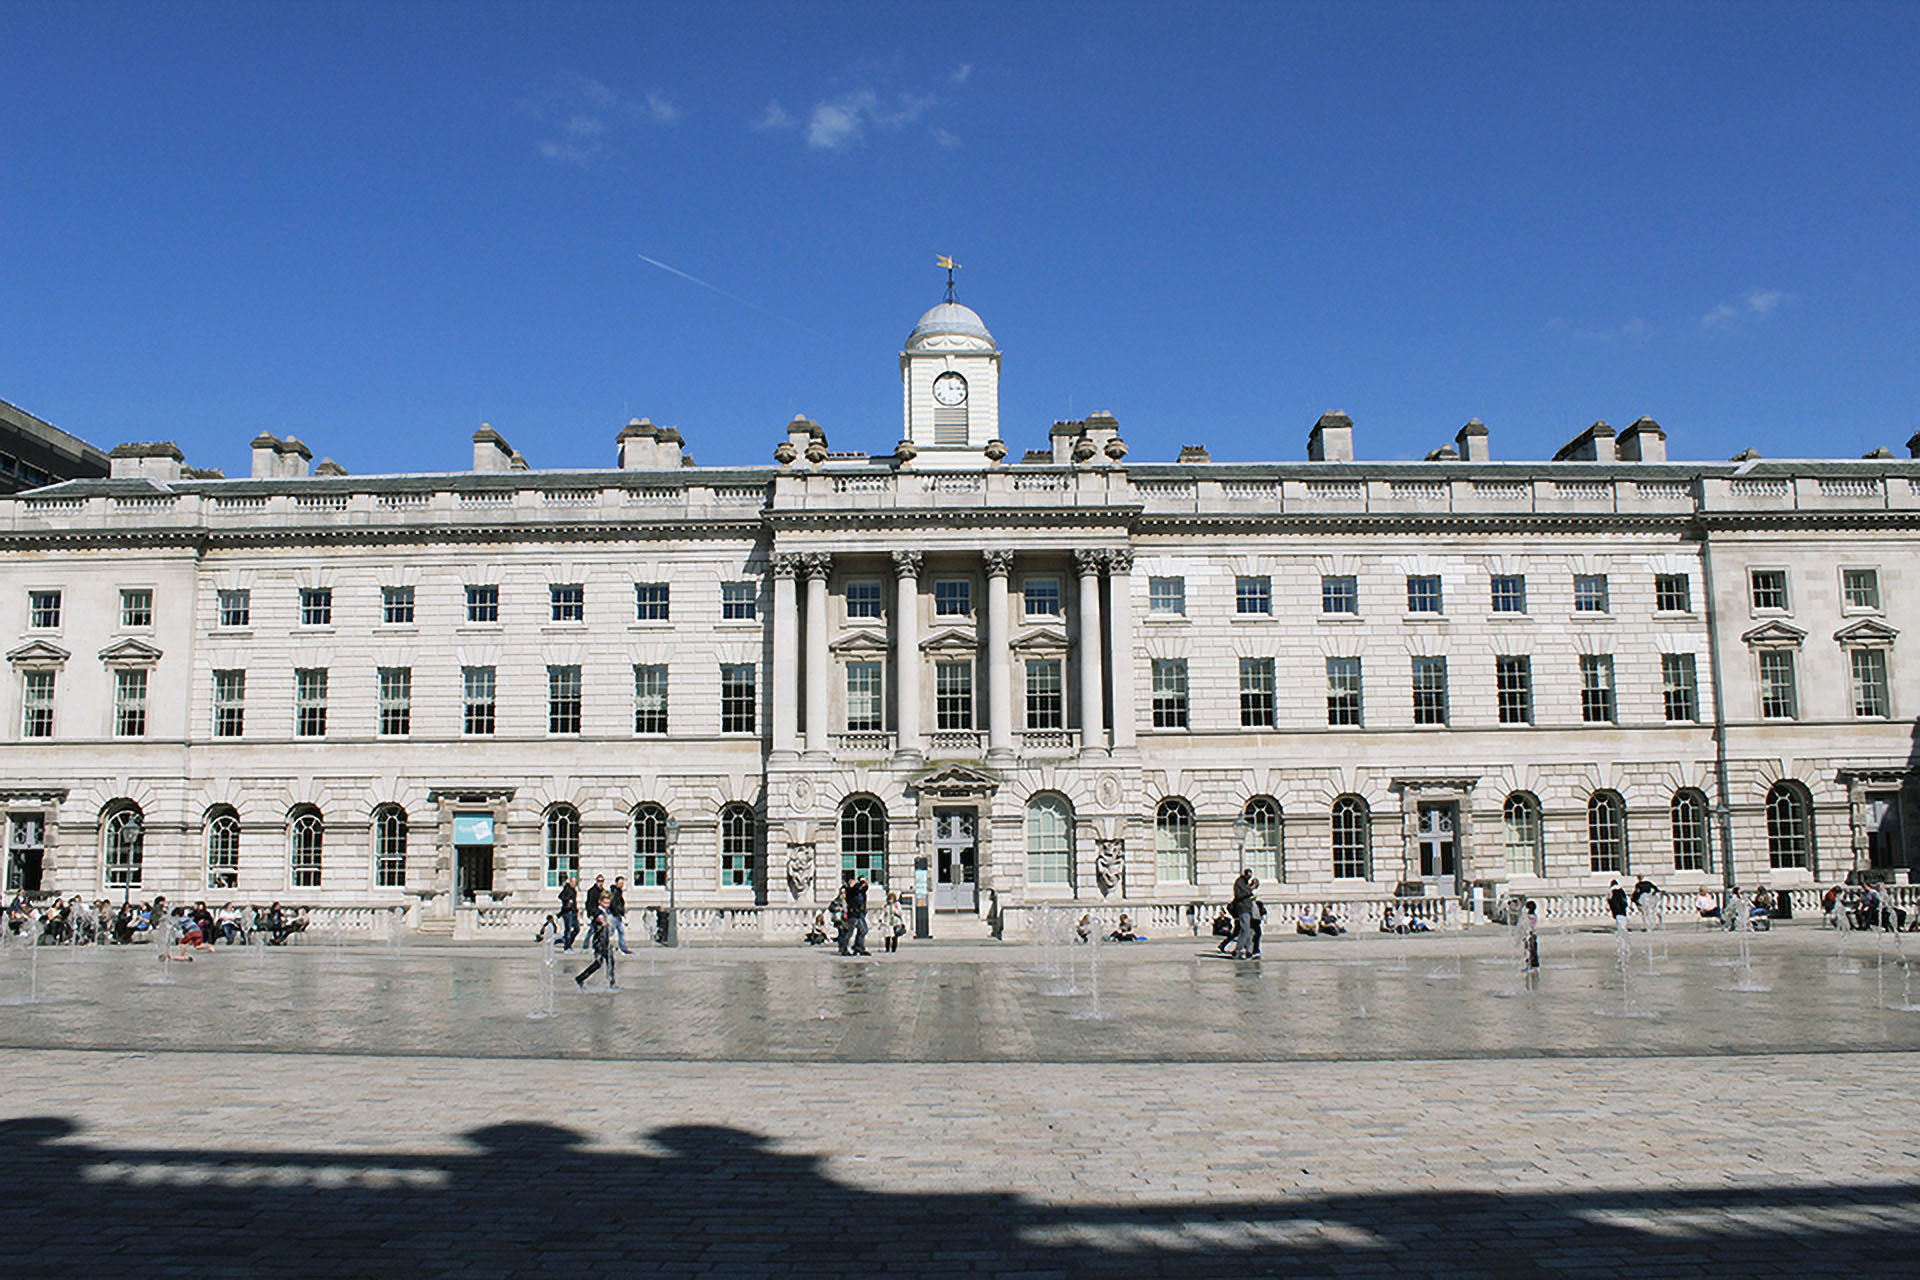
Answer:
937;254;961;303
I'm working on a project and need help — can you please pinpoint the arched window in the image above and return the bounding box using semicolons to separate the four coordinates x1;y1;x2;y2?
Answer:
374;805;408;888
1502;792;1543;878
1026;793;1074;885
1588;791;1626;874
1155;798;1195;883
104;802;145;890
545;804;580;887
631;803;668;885
1767;783;1812;870
840;795;888;883
1671;790;1710;872
1240;797;1283;882
290;806;324;888
205;806;240;890
1331;795;1370;879
720;803;755;888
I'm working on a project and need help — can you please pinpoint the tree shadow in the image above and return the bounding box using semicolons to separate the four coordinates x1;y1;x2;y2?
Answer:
2;1113;1914;1277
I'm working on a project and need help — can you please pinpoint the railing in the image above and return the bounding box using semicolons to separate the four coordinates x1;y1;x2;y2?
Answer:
923;475;981;493
926;730;984;756
1011;474;1069;491
541;489;598;507
830;475;889;493
1017;730;1078;754
1304;481;1364;499
1221;480;1277;499
711;485;768;505
113;495;178;511
375;492;429;508
459;491;512;507
1730;478;1791;498
624;487;684;505
1817;478;1881;498
294;494;347;511
1472;481;1530;499
214;495;268;510
829;731;895;756
1553;480;1612;500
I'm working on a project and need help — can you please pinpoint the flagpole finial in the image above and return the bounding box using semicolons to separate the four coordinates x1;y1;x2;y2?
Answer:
936;255;961;303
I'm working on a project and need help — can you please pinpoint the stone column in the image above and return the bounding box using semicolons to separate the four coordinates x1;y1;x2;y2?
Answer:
802;552;832;758
984;549;1014;762
771;554;801;759
1075;548;1106;756
1105;549;1137;753
892;550;923;763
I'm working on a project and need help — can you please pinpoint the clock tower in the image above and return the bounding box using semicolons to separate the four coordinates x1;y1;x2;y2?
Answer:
901;269;1000;459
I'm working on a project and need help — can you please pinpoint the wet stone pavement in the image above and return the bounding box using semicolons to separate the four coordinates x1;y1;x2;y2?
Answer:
2;921;1919;1277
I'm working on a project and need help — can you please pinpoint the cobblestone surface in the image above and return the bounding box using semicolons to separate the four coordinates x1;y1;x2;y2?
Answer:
2;924;1918;1276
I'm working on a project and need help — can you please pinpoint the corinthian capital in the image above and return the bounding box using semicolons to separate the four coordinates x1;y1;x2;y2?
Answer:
799;552;833;580
891;550;924;577
1103;548;1135;575
772;553;803;580
982;549;1014;577
1074;549;1105;577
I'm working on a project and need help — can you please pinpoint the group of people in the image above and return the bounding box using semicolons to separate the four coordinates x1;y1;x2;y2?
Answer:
1822;881;1914;932
1206;869;1267;958
1689;884;1792;930
541;875;638;990
812;874;906;955
5;893;311;948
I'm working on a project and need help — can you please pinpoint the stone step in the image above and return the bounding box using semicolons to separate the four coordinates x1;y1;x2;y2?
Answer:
413;918;456;937
921;913;999;942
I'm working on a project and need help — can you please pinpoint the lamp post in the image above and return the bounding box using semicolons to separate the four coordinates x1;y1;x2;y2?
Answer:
662;817;679;947
116;814;143;909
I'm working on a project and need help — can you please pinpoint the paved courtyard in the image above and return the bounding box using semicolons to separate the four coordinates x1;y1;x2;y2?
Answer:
2;922;1918;1276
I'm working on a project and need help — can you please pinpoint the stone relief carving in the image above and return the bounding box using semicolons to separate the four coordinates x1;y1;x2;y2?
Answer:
1095;838;1126;895
785;841;816;894
982;549;1014;577
891;550;923;576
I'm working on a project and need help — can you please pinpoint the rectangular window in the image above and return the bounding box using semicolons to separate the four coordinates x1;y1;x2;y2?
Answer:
1239;657;1276;728
1489;574;1527;614
1758;650;1797;719
720;663;757;733
1843;568;1882;611
1495;656;1533;725
548;665;583;734
1573;574;1610;613
299;587;332;627
1852;648;1891;718
1411;656;1449;724
381;585;414;625
721;581;757;621
1662;653;1700;723
933;579;972;617
1150;658;1189;729
28;590;60;629
846;580;883;619
114;668;147;737
633;664;668;734
935;660;973;730
1148;576;1186;615
378;667;412;736
1322;575;1358;615
634;582;670;620
1406;575;1443;614
294;668;328;737
1579;654;1616;723
1749;569;1788;612
1326;657;1363;726
466;584;500;623
21;671;54;738
1654;573;1692;613
217;589;250;628
462;666;496;736
212;669;245;738
1235;576;1272;615
845;661;884;732
550;583;584;623
121;588;153;629
1023;578;1061;618
1025;658;1063;730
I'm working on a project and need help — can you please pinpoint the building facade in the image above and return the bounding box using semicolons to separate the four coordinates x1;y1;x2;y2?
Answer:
3;296;1918;932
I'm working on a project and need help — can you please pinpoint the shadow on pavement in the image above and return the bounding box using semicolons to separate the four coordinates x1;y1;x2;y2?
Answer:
2;1114;1915;1277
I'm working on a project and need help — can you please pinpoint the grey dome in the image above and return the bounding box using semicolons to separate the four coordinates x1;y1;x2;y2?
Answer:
906;301;994;349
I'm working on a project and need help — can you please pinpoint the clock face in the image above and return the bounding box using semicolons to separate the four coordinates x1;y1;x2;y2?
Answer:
932;372;968;407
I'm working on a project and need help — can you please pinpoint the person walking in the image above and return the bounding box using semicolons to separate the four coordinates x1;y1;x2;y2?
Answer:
609;876;631;953
1228;869;1258;958
881;891;906;954
1607;879;1629;938
584;874;605;920
831;880;852;955
574;903;617;989
558;876;579;951
1523;899;1540;972
847;874;871;956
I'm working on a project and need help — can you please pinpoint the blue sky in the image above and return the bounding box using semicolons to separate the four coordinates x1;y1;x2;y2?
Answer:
4;1;1917;475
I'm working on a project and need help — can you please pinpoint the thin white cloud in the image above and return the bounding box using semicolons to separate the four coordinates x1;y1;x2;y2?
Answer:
762;67;971;152
1570;317;1650;345
519;71;679;166
949;63;972;86
1701;286;1788;328
808;93;872;150
752;101;794;131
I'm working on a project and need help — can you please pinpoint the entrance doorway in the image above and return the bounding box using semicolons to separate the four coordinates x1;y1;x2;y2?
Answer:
457;846;494;901
1417;803;1457;895
932;807;977;911
1867;792;1907;875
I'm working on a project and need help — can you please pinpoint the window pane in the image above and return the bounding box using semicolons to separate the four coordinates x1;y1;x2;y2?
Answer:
1671;792;1708;872
720;805;755;887
1766;785;1809;869
1326;657;1362;726
1148;577;1185;615
299;587;331;626
1155;800;1194;883
721;663;757;733
466;584;500;623
546;807;581;887
1843;568;1881;610
1852;648;1890;718
1574;574;1610;613
1588;793;1625;873
846;662;884;732
1023;578;1061;617
1025;659;1063;729
1496;656;1532;724
121;588;153;628
1235;576;1271;615
1240;798;1282;881
207;813;240;889
1411;656;1448;725
1662;654;1699;722
1239;657;1275;728
1322;576;1358;615
1580;654;1616;723
1406;576;1442;614
462;666;496;736
721;581;757;620
550;583;585;622
632;805;667;885
1150;659;1189;729
934;580;972;616
1655;574;1691;613
846;581;883;618
1749;570;1788;612
375;807;408;888
1332;798;1370;878
1503;795;1542;877
28;590;60;629
634;664;669;734
1758;650;1797;719
548;665;582;734
115;669;148;737
1490;575;1526;614
635;582;670;620
218;589;250;627
22;670;55;738
378;667;411;736
382;585;414;625
935;661;973;730
294;668;327;737
291;812;324;888
1026;796;1073;885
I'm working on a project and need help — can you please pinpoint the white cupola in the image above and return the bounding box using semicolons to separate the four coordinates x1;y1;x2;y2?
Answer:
901;283;1000;459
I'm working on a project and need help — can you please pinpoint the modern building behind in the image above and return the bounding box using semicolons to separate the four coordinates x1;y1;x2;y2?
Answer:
0;398;109;493
2;295;1916;933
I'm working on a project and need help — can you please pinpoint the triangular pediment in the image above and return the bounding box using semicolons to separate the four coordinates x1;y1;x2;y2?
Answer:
1009;625;1072;652
7;640;71;668
1742;620;1806;648
920;626;978;653
828;628;890;655
910;763;1001;798
97;637;164;666
1835;618;1899;646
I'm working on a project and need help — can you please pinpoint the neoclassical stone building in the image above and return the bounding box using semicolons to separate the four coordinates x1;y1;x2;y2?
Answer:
3;292;1917;932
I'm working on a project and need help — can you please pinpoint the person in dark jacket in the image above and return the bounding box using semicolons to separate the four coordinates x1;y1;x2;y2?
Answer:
558;877;579;951
574;903;617;989
609;876;631;953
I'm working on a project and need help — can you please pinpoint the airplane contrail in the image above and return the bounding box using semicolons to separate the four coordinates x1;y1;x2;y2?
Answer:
636;252;846;347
